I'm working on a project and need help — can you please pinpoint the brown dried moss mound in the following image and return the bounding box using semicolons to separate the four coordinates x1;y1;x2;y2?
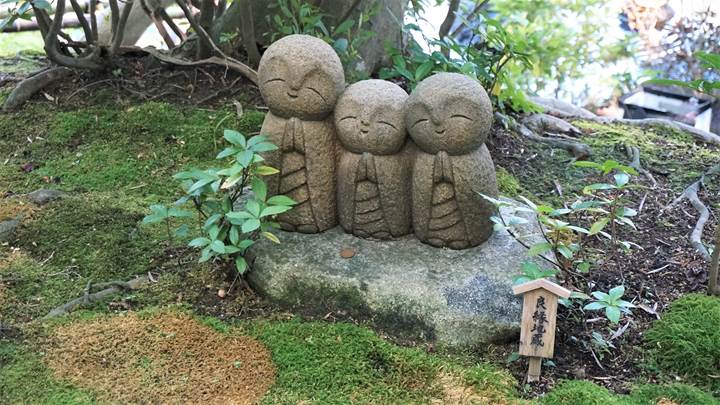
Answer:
45;312;275;404
0;197;37;222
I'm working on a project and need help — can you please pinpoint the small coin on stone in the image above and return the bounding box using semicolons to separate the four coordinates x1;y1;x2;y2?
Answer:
340;248;356;259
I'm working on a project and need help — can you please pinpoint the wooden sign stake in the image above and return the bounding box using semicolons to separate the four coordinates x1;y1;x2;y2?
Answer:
512;278;571;383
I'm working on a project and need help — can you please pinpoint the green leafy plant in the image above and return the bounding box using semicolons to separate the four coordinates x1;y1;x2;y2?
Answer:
147;129;295;279
268;0;376;82
380;16;538;112
646;51;720;94
142;204;193;244
512;261;557;285
573;160;640;263
583;285;635;324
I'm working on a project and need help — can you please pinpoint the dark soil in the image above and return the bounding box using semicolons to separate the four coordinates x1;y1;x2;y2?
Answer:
4;53;262;110
487;125;718;395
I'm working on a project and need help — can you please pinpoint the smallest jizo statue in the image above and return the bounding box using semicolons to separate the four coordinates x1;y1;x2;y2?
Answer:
405;73;499;249
335;80;413;239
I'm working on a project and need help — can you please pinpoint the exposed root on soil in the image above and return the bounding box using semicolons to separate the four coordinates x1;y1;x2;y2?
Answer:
498;113;591;159
622;144;658;188
2;67;72;111
43;276;148;319
523;113;582;137
532;96;720;146
663;164;720;261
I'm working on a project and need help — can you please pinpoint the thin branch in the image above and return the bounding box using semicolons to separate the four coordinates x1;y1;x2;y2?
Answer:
158;7;185;41
69;0;93;43
108;0;120;40
450;0;490;37
110;0;134;56
439;0;460;39
90;0;98;40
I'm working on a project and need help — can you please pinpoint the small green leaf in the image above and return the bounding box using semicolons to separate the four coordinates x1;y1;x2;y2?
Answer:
589;218;609;235
267;195;296;206
216;147;238;159
605;306;621;324
614;172;630;187
262;231;281;244
210;240;225;253
528;242;553;256
583;302;606;311
251;178;267;201
235;257;248;274
242;218;261;233
608;285;625;300
260;205;292;217
256;166;280;176
189;237;211;248
224;129;246;147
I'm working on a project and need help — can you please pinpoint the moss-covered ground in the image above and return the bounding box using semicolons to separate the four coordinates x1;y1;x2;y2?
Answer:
1;74;719;403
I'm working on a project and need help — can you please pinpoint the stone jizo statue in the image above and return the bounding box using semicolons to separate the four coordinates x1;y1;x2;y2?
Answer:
258;34;345;233
405;73;499;249
335;80;413;239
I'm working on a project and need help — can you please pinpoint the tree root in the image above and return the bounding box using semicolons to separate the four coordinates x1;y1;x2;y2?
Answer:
530;96;720;147
523;113;582;136
498;113;591;159
663;164;720;261
43;276;147;319
123;46;258;85
622;144;657;188
2;67;72;111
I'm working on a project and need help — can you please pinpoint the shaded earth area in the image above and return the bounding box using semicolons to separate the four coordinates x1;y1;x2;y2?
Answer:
1;56;719;403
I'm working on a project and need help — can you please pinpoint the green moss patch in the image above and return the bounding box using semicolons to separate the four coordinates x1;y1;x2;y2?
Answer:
1;194;165;321
0;101;265;196
0;342;96;405
644;293;720;394
247;318;520;404
540;380;717;405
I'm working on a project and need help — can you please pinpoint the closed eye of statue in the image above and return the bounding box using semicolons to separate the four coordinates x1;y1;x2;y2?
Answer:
378;120;398;130
451;114;473;121
305;86;327;103
339;116;357;123
264;77;285;84
412;118;429;128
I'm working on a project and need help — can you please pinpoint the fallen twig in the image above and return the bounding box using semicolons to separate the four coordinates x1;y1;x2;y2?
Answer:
43;276;148;319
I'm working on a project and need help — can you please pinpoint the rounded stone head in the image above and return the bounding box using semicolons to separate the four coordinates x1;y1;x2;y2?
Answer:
405;73;493;155
258;34;346;120
335;79;409;155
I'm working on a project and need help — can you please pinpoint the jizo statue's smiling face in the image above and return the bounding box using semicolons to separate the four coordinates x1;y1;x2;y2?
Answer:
258;35;345;120
405;73;493;156
335;80;408;156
